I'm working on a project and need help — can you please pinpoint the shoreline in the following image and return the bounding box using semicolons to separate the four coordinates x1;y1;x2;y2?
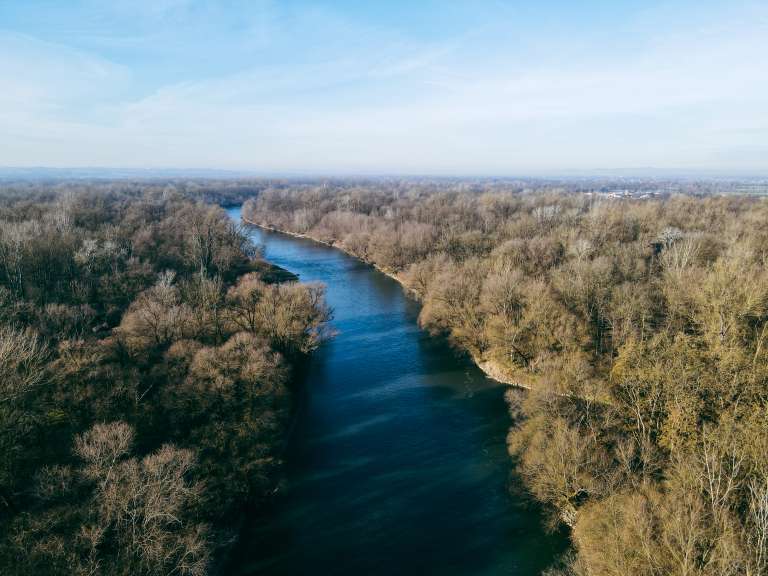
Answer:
241;215;530;390
242;216;416;295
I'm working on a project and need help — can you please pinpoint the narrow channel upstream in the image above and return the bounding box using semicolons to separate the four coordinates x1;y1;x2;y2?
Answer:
228;206;565;575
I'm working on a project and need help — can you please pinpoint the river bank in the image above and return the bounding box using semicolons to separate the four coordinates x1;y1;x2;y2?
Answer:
241;215;531;391
229;205;566;575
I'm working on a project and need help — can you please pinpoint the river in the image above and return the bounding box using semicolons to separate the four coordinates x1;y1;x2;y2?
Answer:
227;206;565;575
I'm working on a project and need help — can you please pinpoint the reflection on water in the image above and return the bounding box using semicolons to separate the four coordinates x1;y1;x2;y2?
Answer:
227;207;565;576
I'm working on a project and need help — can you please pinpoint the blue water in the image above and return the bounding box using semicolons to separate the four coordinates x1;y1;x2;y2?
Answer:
227;206;564;576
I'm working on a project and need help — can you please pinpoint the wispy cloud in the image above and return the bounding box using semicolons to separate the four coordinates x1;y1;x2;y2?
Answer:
0;1;766;173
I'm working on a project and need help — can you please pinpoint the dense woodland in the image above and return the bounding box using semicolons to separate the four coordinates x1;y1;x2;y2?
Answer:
0;185;330;575
244;183;768;576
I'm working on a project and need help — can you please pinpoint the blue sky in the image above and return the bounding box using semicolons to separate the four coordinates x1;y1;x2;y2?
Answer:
0;0;766;175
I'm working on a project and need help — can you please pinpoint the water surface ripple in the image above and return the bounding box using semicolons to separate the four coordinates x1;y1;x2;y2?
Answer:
228;207;564;575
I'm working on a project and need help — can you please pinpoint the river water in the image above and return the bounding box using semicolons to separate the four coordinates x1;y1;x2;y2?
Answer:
227;206;564;575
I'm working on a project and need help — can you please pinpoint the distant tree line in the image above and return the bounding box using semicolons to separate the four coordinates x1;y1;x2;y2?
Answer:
0;185;330;575
244;183;768;576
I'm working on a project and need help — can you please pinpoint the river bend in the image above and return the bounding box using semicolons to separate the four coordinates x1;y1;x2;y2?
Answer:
228;206;564;576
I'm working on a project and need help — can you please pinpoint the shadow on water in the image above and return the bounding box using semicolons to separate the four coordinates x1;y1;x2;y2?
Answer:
226;207;567;575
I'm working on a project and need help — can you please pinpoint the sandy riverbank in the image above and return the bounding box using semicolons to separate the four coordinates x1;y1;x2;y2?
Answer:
241;215;530;390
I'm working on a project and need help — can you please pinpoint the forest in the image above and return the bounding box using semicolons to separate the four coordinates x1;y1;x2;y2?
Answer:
243;182;768;576
0;183;330;575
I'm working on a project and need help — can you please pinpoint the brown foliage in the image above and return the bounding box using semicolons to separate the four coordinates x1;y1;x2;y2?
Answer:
0;186;330;575
244;184;768;575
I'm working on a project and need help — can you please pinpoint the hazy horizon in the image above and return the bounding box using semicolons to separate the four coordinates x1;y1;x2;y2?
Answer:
2;1;767;174
1;165;767;182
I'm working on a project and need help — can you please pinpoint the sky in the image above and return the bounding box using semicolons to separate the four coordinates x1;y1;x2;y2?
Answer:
0;0;766;175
